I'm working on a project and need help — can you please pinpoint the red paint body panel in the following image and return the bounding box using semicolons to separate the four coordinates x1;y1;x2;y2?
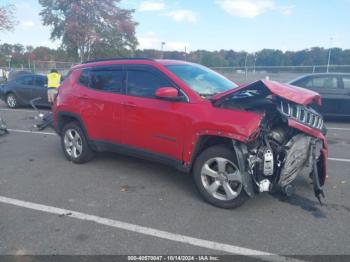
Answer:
211;79;322;106
54;59;327;183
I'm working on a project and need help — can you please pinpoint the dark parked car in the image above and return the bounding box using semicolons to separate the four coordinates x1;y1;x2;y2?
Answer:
289;73;350;117
0;74;50;108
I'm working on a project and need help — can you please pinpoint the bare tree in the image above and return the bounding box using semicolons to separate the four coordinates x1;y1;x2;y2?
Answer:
0;4;16;32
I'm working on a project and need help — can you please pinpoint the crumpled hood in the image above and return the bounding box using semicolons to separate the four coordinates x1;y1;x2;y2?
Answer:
211;79;322;106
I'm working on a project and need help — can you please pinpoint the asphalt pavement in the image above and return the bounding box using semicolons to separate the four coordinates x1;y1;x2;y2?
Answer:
0;102;350;259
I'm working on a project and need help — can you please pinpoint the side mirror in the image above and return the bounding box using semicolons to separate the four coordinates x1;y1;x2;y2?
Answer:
155;87;181;101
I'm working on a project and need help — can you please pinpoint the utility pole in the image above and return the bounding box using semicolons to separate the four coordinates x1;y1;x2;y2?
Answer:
327;37;333;73
184;46;187;61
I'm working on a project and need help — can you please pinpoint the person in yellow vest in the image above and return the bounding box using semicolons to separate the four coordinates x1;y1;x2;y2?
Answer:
47;69;61;103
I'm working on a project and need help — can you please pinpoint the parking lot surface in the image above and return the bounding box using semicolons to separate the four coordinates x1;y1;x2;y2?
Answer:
0;101;350;258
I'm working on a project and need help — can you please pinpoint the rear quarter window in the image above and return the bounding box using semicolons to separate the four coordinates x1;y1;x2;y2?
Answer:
78;70;90;87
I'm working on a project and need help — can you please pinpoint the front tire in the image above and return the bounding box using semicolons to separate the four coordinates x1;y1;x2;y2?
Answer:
61;122;95;164
6;93;18;108
193;145;248;209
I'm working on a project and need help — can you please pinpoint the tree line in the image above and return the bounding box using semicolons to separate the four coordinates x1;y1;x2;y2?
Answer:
1;44;350;69
1;1;350;69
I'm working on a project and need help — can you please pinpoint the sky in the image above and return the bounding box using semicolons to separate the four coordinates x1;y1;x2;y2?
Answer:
0;0;349;52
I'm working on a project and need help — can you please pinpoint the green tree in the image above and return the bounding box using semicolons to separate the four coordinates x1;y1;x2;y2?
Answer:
39;0;138;61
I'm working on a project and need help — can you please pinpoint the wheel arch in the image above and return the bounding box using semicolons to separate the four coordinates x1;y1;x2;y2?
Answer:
189;134;255;197
56;112;89;138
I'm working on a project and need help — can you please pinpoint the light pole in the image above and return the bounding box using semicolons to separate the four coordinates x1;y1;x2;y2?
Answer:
6;55;12;70
253;53;258;74
161;41;166;59
244;52;249;81
327;37;333;73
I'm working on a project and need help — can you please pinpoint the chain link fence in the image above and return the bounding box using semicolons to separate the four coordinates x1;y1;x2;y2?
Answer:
212;65;350;84
0;60;76;79
2;62;350;84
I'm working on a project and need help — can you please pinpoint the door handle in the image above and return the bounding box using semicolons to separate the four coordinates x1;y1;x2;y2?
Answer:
124;101;137;107
79;94;89;99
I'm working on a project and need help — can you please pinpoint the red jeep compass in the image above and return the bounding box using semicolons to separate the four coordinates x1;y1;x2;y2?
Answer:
53;58;328;209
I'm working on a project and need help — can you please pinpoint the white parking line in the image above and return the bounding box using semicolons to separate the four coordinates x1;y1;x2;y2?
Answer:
0;108;49;113
7;128;56;136
327;127;350;131
328;157;350;163
0;196;303;262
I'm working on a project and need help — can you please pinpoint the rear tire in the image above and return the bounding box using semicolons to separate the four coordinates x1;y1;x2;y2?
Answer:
193;145;248;209
61;122;95;164
6;93;18;108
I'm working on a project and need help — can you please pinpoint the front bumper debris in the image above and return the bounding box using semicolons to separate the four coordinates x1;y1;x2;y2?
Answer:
0;117;8;136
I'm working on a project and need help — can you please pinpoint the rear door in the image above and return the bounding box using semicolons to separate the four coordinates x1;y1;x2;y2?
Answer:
33;75;49;105
296;75;342;115
340;75;350;116
14;75;36;103
76;66;125;143
122;65;187;161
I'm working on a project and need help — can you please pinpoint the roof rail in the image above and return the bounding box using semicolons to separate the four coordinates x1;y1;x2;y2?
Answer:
82;57;154;64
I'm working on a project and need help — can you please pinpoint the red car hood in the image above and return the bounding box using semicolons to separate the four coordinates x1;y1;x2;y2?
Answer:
211;79;322;106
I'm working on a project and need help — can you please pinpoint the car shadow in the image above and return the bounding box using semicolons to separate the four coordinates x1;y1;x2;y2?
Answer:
95;151;198;198
269;191;327;219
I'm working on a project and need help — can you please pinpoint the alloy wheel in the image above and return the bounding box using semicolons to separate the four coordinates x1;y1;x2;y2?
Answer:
200;157;243;201
64;129;83;159
6;95;16;108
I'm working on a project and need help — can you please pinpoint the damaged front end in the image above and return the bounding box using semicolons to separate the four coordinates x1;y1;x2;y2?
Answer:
213;80;328;204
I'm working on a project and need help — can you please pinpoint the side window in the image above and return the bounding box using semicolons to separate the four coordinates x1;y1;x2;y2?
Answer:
126;69;170;98
36;76;47;87
78;68;124;93
293;78;312;88
17;75;34;86
79;70;90;87
311;77;337;89
90;69;123;93
342;76;350;89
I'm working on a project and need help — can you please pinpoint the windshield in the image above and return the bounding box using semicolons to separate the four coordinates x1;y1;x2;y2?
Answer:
166;64;238;97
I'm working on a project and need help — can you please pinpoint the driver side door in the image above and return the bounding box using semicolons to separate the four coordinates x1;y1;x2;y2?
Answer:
122;65;188;161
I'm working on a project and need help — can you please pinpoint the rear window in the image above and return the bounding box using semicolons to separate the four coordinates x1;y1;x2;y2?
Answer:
301;76;338;89
78;68;124;93
16;75;34;86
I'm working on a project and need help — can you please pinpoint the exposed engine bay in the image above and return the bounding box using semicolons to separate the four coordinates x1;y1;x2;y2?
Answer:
214;82;327;204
